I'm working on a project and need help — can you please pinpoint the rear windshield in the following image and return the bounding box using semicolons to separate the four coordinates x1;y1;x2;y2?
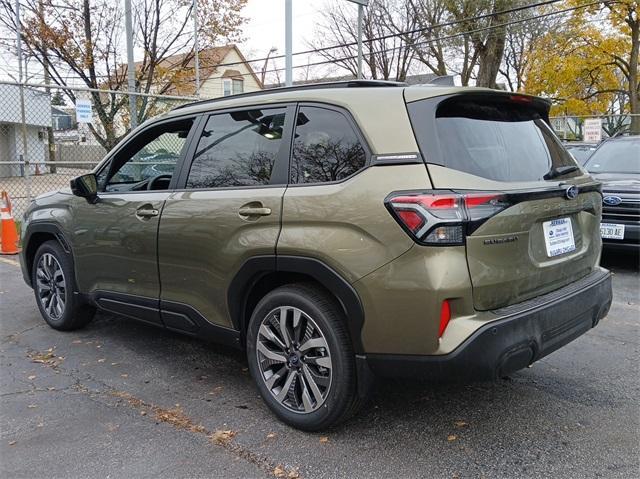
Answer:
407;95;579;182
584;139;639;174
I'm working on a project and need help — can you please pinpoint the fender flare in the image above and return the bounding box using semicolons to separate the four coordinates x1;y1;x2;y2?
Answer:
227;255;365;354
22;222;73;287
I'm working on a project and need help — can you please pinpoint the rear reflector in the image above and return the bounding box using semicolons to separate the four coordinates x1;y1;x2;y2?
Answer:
438;300;451;337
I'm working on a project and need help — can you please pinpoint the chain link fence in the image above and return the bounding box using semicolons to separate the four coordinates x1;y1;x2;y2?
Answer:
0;80;195;220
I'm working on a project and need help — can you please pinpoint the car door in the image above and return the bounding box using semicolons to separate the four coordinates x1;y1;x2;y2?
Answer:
157;104;294;332
71;115;199;324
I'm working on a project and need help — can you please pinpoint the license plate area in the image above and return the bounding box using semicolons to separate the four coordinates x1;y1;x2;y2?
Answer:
543;217;576;257
600;223;625;240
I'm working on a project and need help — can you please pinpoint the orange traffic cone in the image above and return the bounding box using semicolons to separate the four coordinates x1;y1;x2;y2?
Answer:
1;191;20;255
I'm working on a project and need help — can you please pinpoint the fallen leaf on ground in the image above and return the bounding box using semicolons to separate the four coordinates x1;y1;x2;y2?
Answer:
319;436;329;443
210;429;236;444
273;465;286;478
97;359;106;363
454;421;468;428
447;434;457;442
27;404;37;409
27;375;36;380
120;374;128;378
266;432;276;439
8;441;16;446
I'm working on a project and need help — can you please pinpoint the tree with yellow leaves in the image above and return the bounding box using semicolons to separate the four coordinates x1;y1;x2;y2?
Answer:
525;0;639;133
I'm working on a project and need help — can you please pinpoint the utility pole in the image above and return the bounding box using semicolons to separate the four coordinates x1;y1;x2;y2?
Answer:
347;0;369;79
285;0;292;86
15;0;31;198
124;0;137;128
193;0;200;96
39;0;56;173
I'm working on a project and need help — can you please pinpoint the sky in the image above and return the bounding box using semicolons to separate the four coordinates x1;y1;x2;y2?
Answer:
238;0;344;82
0;0;357;84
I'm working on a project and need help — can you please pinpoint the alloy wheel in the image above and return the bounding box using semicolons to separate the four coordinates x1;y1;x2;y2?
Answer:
256;306;332;414
36;253;66;320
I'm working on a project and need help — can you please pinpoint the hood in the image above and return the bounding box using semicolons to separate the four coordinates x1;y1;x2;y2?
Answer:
589;172;640;194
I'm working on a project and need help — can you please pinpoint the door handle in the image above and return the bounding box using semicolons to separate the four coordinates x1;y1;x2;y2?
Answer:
238;206;272;217
136;207;159;218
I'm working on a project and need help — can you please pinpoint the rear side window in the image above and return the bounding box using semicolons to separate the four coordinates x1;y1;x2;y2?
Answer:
408;95;578;182
186;107;286;189
290;106;367;184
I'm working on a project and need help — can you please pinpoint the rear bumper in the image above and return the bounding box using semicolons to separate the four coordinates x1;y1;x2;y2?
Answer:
364;268;612;381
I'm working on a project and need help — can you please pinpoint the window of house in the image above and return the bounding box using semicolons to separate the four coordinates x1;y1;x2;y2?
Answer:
186;107;286;189
223;78;244;96
290;106;367;184
223;79;232;97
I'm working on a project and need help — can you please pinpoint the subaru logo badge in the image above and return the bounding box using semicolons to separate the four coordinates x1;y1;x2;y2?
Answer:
603;195;622;206
565;185;579;200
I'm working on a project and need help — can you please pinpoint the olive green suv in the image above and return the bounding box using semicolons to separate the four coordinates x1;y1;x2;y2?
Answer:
20;81;613;430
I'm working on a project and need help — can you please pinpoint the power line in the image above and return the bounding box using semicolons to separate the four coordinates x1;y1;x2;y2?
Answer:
203;0;567;71
1;1;602;85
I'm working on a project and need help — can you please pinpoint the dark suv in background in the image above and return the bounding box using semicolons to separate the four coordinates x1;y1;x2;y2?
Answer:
585;136;640;250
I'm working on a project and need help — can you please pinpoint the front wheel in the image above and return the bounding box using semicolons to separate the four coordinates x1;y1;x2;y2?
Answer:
32;240;95;331
247;283;361;431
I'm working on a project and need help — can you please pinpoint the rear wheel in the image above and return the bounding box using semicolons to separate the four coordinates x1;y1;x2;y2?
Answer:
32;240;95;331
246;283;360;431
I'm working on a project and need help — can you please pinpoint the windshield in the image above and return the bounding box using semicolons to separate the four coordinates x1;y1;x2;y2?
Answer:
565;145;596;165
585;139;640;174
408;95;579;182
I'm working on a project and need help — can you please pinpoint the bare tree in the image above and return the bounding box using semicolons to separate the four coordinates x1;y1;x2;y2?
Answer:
0;0;246;149
308;0;415;81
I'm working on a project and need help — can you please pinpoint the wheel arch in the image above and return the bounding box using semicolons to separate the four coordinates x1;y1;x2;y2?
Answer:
22;223;73;287
228;255;365;354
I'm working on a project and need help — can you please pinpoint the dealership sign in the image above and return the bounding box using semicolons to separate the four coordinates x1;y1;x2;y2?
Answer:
583;118;602;143
75;99;93;123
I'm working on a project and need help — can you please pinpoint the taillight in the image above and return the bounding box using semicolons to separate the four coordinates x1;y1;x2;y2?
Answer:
386;191;509;245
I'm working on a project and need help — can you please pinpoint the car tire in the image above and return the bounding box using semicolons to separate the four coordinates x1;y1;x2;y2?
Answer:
247;283;360;431
31;240;96;331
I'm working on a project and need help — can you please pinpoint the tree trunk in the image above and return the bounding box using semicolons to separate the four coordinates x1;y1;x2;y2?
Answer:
628;19;639;135
476;1;508;88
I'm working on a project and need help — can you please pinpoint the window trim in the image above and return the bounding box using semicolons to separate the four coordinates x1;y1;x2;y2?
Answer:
173;102;297;191
93;113;203;195
287;102;372;188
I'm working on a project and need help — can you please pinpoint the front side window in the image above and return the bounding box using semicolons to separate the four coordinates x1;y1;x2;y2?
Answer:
186;107;286;189
98;118;194;192
290;106;367;184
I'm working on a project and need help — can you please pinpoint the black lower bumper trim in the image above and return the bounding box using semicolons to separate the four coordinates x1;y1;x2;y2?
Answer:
365;268;612;381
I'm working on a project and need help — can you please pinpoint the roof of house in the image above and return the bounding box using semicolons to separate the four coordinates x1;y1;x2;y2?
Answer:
130;44;262;96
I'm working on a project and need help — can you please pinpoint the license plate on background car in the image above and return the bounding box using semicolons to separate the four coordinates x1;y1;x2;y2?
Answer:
600;223;625;240
543;217;576;257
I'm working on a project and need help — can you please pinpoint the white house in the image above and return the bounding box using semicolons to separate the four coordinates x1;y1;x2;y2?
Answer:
155;44;263;98
0;84;50;178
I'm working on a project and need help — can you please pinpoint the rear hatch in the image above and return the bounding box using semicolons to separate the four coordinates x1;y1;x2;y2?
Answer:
405;92;602;310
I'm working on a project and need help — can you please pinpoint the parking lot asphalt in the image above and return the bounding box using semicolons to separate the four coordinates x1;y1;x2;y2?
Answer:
0;252;638;479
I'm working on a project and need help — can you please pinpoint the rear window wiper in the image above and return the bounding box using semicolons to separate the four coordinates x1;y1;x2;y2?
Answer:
543;165;580;180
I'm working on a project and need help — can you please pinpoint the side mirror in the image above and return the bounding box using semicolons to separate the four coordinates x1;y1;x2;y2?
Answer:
70;173;98;203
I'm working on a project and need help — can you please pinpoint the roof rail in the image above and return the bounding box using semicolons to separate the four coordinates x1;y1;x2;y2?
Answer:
172;80;407;111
